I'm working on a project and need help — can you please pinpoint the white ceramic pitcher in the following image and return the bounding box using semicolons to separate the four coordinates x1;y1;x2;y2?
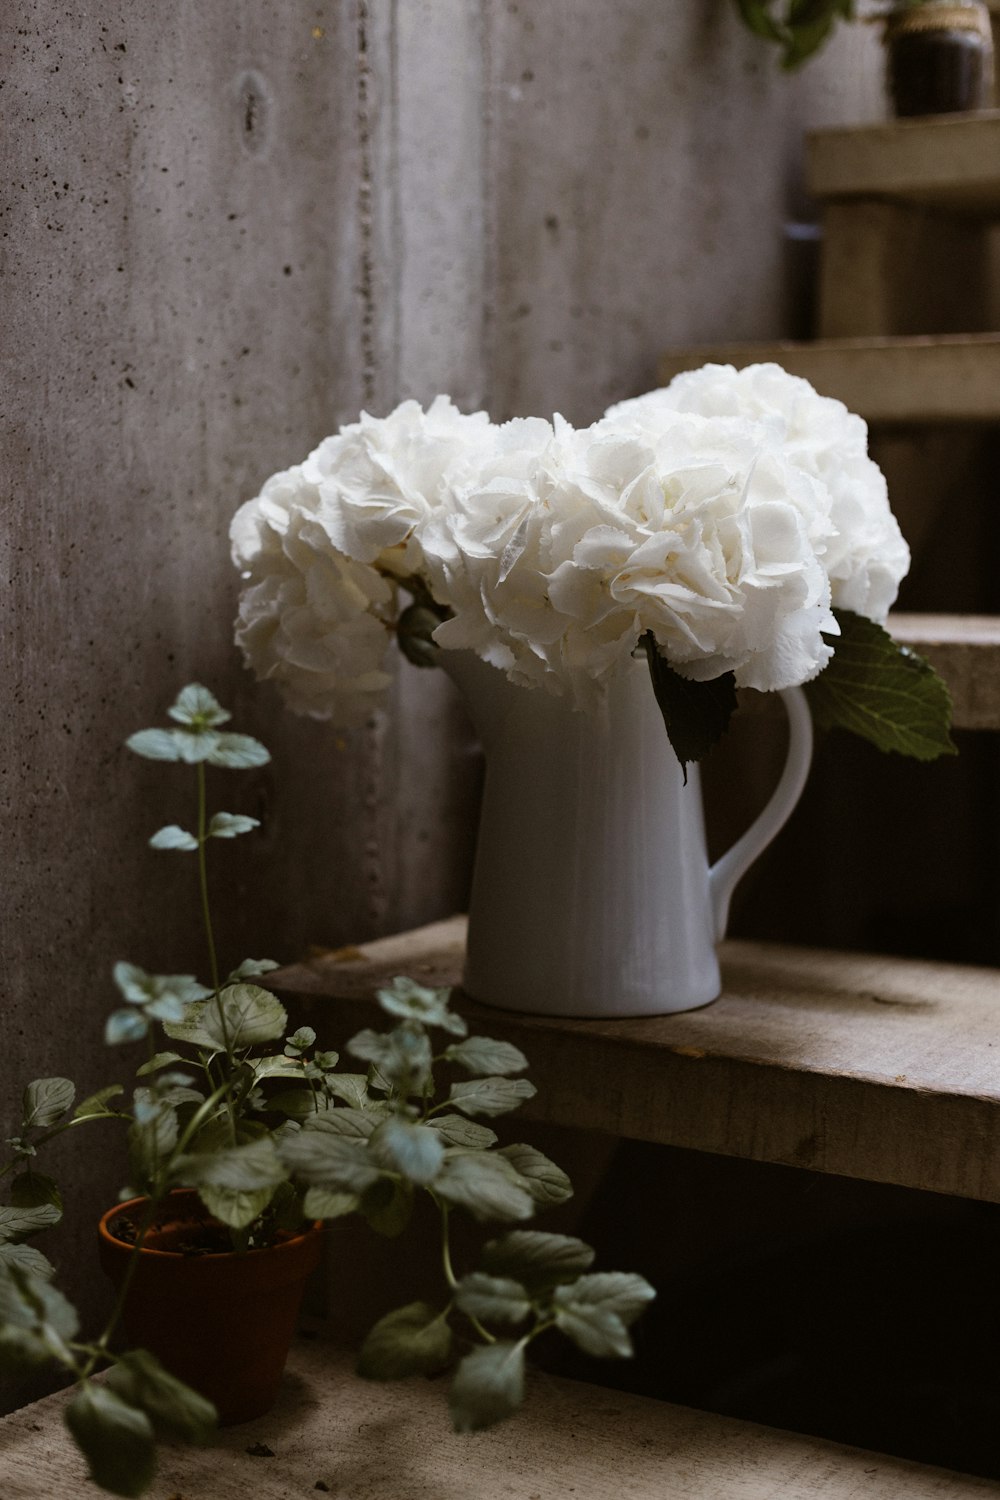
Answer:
443;651;812;1018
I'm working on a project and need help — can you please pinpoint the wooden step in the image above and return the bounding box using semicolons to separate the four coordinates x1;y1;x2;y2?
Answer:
889;612;1000;730
808;111;1000;216
657;334;1000;423
272;917;1000;1205
1;1335;994;1498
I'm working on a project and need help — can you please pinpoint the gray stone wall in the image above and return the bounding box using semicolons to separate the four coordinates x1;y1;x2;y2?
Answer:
0;0;883;1408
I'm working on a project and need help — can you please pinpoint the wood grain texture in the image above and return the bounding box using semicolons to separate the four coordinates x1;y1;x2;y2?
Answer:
889;613;1000;730
272;917;1000;1203
2;1336;994;1499
808;110;1000;214
658;335;1000;422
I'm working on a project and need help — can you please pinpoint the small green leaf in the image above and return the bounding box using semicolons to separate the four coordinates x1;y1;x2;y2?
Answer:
106;1008;149;1046
449;1076;536;1119
135;1053;183;1078
449;1342;525;1433
10;1173;62;1214
229;957;280;980
285;1026;317;1053
303;1187;359;1220
445;1036;528;1077
168;684;230;728
434;1153;534;1224
206;732;271;769
348;1026;433;1093
0;1242;56;1280
149;824;199;852
375;976;466;1035
481;1230;595;1293
65;1382;157;1498
553;1272;656;1358
805;609;957;760
455;1273;531;1327
497;1144;572;1206
0;1203;61;1244
360;1177;414;1237
643;633;737;780
23;1078;75;1130
357;1302;452;1380
127;1103;179;1189
106;1349;217;1444
74;1085;126;1119
208;812;260;839
125;727;183;762
369;1118;444;1186
426;1114;498;1150
324;1074;374;1110
113;965;212;1008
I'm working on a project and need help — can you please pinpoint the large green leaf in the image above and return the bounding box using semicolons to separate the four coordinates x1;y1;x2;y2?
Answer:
426;1114;498;1150
481;1230;595;1293
553;1272;656;1359
357;1302;452;1380
175;1136;285;1193
643;634;737;780
279;1129;380;1194
455;1273;531;1327
106;1350;216;1443
0;1204;61;1244
10;1171;62;1214
359;1177;413;1238
434;1153;534;1224
445;1037;528;1077
22;1078;75;1130
805;609;956;760
449;1342;525;1433
449;1077;536;1119
165;985;287;1052
64;1383;156;1498
497;1145;572;1206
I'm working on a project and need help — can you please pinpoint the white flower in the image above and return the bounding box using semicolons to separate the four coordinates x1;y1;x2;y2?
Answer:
605;362;909;623
303;396;493;576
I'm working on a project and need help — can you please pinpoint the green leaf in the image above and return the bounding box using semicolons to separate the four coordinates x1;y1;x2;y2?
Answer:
107;1349;217;1443
445;1036;528;1077
303;1108;377;1140
149;824;199;852
279;1129;381;1194
0;1203;61;1244
65;1382;157;1498
10;1173;62;1214
348;1025;433;1093
166;985;287;1051
253;1055;310;1081
359;1177;414;1238
208;812;260;839
434;1153;534;1223
303;1187;359;1220
206;732;271;769
481;1230;596;1293
375;976;467;1036
135;1053;183;1078
263;1088;328;1121
449;1342;525;1433
805;609;957;760
449;1077;536;1119
0;1325;50;1372
168;683;231;728
23;1078;75;1130
357;1302;452;1380
455;1273;531;1327
176;1135;285;1193
553;1272;656;1358
127;1103;178;1189
397;603;448;669
0;1242;56;1280
369;1118;445;1186
125;727;183;762
426;1114;498;1150
0;1260;78;1338
643;633;737;780
197;1185;276;1231
106;1008;149;1045
229;957;280;980
324;1074;374;1110
497;1144;572;1206
285;1026;317;1052
74;1084;126;1119
113;965;212;1008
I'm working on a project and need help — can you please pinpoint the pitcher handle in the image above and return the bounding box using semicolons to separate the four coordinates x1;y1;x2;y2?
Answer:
708;686;813;942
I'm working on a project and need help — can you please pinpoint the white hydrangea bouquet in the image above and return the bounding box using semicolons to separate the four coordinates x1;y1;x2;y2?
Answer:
230;363;953;772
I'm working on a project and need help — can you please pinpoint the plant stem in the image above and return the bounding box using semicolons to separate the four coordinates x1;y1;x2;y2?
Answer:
84;1193;163;1375
439;1202;458;1291
196;764;221;1002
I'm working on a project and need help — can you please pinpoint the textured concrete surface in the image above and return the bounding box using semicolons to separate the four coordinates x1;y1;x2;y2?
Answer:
1;0;884;1412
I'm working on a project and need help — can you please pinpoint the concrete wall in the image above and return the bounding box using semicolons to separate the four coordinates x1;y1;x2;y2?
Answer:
1;0;884;1407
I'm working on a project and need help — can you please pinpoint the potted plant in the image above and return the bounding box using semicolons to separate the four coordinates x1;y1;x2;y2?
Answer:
229;363;955;1020
0;685;654;1497
732;0;993;115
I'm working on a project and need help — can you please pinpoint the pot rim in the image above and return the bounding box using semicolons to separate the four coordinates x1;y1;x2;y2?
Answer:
98;1189;323;1261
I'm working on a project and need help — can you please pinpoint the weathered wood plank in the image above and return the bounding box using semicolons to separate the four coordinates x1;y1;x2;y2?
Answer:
272;918;1000;1203
889;612;1000;730
808;111;1000;215
1;1337;993;1499
657;334;1000;423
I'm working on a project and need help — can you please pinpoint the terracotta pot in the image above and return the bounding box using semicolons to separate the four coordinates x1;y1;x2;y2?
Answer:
98;1190;324;1425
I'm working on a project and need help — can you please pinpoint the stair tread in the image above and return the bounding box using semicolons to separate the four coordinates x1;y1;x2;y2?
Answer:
808;110;1000;215
271;920;1000;1204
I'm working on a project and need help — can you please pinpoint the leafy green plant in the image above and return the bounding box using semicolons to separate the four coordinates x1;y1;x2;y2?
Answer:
0;685;654;1495
732;0;931;68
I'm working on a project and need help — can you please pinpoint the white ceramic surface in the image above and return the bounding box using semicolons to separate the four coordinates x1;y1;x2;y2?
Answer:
444;652;813;1018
